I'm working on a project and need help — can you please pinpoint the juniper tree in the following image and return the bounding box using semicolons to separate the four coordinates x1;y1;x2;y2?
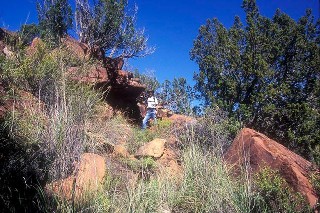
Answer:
37;0;72;44
190;0;320;163
158;77;195;115
19;24;40;45
75;0;154;58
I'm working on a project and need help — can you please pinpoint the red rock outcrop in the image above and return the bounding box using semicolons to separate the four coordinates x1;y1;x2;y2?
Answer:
25;36;146;122
0;83;46;120
62;36;91;60
224;128;319;208
46;153;106;202
68;65;109;84
58;37;145;122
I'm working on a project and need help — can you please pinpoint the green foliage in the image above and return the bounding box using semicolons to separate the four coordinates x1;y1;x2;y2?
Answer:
310;172;320;199
123;179;162;212
190;0;320;163
158;77;195;115
127;119;172;153
134;69;159;91
19;24;40;45
2;41;55;89
0;40;104;211
37;0;72;45
253;167;311;212
155;118;172;133
121;157;157;173
2;41;83;105
128;127;157;153
0;29;19;48
311;144;320;170
75;0;154;58
169;144;252;212
175;107;241;155
0;118;45;212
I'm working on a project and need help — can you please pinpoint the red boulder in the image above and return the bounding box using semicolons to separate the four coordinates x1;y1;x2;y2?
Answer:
224;128;319;208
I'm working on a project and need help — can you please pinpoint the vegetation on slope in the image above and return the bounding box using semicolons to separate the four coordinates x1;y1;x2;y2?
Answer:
190;0;320;164
0;0;318;212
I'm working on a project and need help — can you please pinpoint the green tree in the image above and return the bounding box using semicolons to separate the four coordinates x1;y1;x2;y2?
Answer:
19;24;40;45
134;69;159;91
37;0;72;44
190;0;320;162
75;0;154;58
158;79;172;107
158;77;195;115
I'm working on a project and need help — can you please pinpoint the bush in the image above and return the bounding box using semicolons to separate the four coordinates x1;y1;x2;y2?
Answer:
174;107;241;155
0;118;45;212
0;41;104;211
252;167;311;212
85;112;134;153
168;144;252;212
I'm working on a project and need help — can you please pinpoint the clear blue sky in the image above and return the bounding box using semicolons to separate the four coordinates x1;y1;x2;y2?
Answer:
1;0;319;85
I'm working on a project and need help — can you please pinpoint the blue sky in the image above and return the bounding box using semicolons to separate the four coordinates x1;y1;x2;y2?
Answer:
0;0;319;85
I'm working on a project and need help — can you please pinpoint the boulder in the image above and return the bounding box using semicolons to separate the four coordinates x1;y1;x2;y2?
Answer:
113;145;131;158
157;148;182;180
224;128;319;208
46;153;106;202
62;36;90;60
26;37;44;56
135;138;166;158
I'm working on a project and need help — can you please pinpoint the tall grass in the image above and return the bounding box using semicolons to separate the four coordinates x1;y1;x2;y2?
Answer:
1;41;309;212
174;107;241;156
0;42;104;211
78;108;252;213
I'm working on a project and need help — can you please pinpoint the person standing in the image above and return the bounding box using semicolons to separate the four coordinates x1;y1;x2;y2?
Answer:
142;90;158;129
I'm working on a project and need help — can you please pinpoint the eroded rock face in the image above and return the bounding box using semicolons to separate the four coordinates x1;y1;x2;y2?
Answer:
2;33;146;122
68;65;109;83
62;36;91;60
45;153;106;202
224;128;319;208
59;37;145;122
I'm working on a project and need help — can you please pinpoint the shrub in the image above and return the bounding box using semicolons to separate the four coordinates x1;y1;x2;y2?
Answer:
85;112;134;153
310;171;320;206
0;41;104;211
127;127;156;154
121;179;162;213
121;157;157;181
169;144;252;212
174;107;241;155
252;167;311;212
0;118;45;212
